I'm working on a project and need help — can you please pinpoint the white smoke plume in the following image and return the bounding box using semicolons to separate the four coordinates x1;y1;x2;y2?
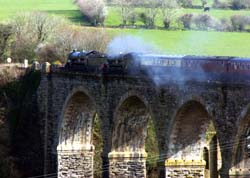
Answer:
106;35;159;56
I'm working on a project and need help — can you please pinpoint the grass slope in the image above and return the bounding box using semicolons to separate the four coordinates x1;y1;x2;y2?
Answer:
108;28;250;57
1;0;250;25
0;0;82;23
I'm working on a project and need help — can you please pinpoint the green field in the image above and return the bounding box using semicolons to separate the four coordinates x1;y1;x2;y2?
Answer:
108;28;250;57
1;0;250;57
1;0;250;25
0;0;82;23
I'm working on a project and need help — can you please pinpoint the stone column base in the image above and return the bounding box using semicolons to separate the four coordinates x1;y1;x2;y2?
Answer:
229;168;250;178
108;151;148;178
58;150;94;178
165;159;206;178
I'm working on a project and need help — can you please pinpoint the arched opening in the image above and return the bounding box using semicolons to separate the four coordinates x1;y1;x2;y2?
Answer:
166;100;220;178
231;108;250;176
57;91;103;178
109;95;155;178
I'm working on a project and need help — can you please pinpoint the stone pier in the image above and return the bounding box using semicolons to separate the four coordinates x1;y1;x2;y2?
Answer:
165;159;206;178
108;151;147;178
57;147;94;178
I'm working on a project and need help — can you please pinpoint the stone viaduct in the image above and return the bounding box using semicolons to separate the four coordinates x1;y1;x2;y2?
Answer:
37;64;250;178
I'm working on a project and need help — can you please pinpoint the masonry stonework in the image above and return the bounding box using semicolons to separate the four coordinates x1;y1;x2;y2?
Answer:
58;151;94;178
37;68;250;178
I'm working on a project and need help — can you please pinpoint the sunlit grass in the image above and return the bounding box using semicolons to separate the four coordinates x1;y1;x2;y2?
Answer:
107;28;250;57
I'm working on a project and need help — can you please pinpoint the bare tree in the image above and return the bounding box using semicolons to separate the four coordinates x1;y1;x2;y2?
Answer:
143;0;160;28
115;0;137;25
36;26;110;63
0;24;12;62
10;12;65;62
74;0;107;26
159;0;178;29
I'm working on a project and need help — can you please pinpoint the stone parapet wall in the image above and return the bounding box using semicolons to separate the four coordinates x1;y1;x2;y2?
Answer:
58;150;94;178
229;168;250;178
109;151;147;178
165;159;206;178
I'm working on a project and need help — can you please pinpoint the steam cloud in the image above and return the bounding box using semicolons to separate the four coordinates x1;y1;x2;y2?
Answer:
106;35;208;86
106;35;159;56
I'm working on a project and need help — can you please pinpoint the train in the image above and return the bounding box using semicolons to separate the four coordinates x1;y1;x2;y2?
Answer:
64;50;250;82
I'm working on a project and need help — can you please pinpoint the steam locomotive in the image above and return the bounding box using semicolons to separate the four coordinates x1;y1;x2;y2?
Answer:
64;50;250;82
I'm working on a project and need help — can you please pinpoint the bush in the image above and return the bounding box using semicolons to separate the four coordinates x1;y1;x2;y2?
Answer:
213;0;230;9
177;0;193;8
0;24;12;62
10;12;64;62
128;12;137;26
231;0;250;9
217;18;232;31
36;26;110;63
163;17;171;29
193;14;216;30
179;13;193;29
230;15;250;31
139;12;155;28
74;0;106;26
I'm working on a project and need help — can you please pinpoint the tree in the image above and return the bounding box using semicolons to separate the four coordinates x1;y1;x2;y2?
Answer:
10;12;64;62
179;13;193;29
36;26;110;63
0;24;12;62
74;0;107;26
115;0;137;25
230;0;250;9
201;0;207;7
143;0;160;28
177;0;193;8
159;0;178;29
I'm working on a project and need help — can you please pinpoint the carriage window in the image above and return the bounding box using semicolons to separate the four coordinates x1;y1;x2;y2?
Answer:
246;128;250;158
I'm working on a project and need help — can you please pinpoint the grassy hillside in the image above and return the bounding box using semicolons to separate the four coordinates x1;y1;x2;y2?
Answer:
1;0;250;25
0;0;81;23
108;28;250;57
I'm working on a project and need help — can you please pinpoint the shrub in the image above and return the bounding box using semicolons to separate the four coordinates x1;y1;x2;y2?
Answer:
179;13;193;29
0;24;12;62
213;0;230;9
36;26;110;63
193;14;216;30
10;12;64;62
163;17;171;29
128;12;137;26
230;15;250;31
177;0;193;8
74;0;106;26
231;0;250;9
216;18;232;31
139;12;155;28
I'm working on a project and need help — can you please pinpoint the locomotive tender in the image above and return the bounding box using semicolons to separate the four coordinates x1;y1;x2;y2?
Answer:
65;50;250;82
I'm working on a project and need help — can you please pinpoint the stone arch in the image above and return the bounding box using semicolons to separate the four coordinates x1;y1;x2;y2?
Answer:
112;92;153;152
231;104;250;176
166;99;220;178
109;93;155;178
57;86;98;178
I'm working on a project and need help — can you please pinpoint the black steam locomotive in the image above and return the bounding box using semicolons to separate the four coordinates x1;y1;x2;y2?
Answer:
64;50;250;82
65;50;139;74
